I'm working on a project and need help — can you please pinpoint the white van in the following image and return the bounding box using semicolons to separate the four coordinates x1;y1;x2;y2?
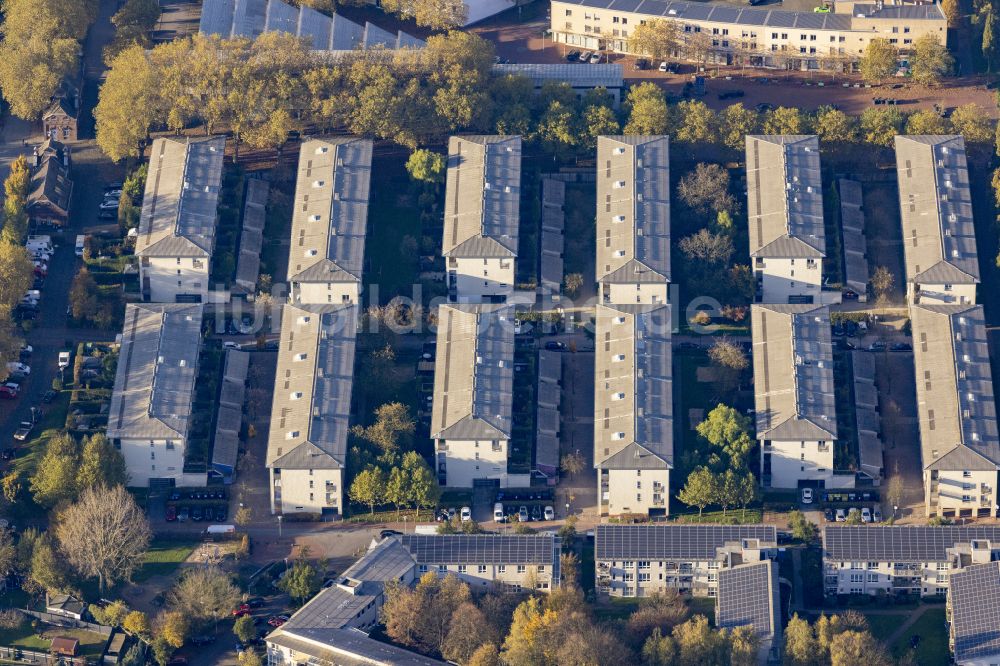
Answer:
493;503;505;522
75;235;86;257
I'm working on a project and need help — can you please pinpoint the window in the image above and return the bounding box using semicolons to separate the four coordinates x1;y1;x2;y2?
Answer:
438;565;447;572
565;8;571;14
538;565;546;573
498;565;506;573
478;565;487;574
458;565;467;573
517;565;526;574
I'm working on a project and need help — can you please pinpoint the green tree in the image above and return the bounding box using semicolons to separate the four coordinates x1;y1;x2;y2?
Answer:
941;0;960;25
737;472;759;518
627;19;680;60
829;630;891;666
788;510;818;542
29;533;69;594
672;614;731;664
349;466;386;515
859;38;899;83
354;403;416;454
106;0;160;62
675;100;718;144
715;469;741;515
583;105;621;150
905;109;950;135
402;452;441;518
642;628;677;666
762;106;809;135
677;163;734;215
678;467;717;517
155;611;189;649
624;83;671;135
696;404;754;467
76;433;128;491
784;614;820;665
405;149;446;184
719;103;758;151
984;4;1000;71
69;268;101;323
814;107;858;143
151;637;174;666
910;33;954;85
123;610;150;637
729;625;761;666
29;433;79;508
94;44;164;161
168;566;240;629
951;104;994;143
860;107;904;146
385;466;409;519
536;100;580;160
233;614;255;644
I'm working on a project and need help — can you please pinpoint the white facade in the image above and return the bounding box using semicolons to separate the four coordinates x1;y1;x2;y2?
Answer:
604;468;670;516
909;281;977;306
417;561;556;592
754;257;822;304
447;257;515;303
291;281;359;306
764;439;834;489
271;467;343;515
926;469;998;519
140;256;210;304
119;437;187;487
435;438;508;489
602;282;668;305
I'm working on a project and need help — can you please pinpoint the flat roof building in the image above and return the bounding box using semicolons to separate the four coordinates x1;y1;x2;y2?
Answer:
287;137;372;306
136;136;225;303
443;136;521;303
910;304;999;519
108;303;204;487
267;304;358;516
594;304;672;517
596;136;670;305
747;135;826;304
752;304;837;489
895;135;979;305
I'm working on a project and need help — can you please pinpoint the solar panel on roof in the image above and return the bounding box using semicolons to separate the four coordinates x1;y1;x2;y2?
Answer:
717;562;775;637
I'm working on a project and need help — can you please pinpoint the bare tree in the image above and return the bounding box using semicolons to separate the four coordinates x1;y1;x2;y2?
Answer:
560;452;586;478
871;266;895;305
168;566;241;629
708;338;748;371
55;485;151;592
677;163;735;215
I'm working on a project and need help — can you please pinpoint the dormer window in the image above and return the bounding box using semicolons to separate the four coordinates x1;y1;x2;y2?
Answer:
290;392;303;400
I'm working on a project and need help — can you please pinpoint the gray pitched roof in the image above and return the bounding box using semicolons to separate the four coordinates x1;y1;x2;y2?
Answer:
594;304;673;470
398;534;560;565
212;350;248;472
540;178;565;293
949;561;1000;663
431;305;514;441
234;178;268;293
266;304;358;469
746;135;825;259
823;525;1000;561
136;136;225;258
108;304;203;441
27;141;72;215
895;135;980;287
910;304;1000;471
596;136;670;284
716;560;781;641
268;629;447;666
287;138;372;286
752;304;838;441
596;525;777;560
442;136;521;259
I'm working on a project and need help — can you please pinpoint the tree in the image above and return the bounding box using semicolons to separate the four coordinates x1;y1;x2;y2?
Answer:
788;510;818;542
564;273;584;296
672;615;731;664
168;567;240;628
885;465;904;515
154;611;189;649
29;433;79;508
784;614;820;666
696;404;754;467
860;107;904;147
871;265;895;304
234;506;253;528
910;34;953;86
815;107;858;144
106;0;160;61
349;466;386;515
762;106;810;135
123;610;150;637
77;433;128;491
537;101;580;160
500;596;554;666
950;104;994;143
680;229;734;265
859;39;899;83
716;469;741;515
383;573;472;655
829;630;891;666
385;467;409;520
95;44;161;161
151;638;174;666
941;0;960;25
0;241;34;313
678;467;717;516
29;532;70;594
356;403;416;454
729;625;761;666
406;149;446;184
238;651;263;666
642;628;677;666
905;109;950;135
675;100;719;145
1;471;21;505
278;557;322;606
442;601;497;664
626;590;689;647
627;19;680;60
468;643;501;666
560;452;586;478
677;163;734;215
582;105;621;150
233;614;256;644
381;0;467;29
0;529;15;581
708;339;748;371
736;472;759;518
624;83;671;135
55;485;151;592
719;103;758;151
70;268;101;323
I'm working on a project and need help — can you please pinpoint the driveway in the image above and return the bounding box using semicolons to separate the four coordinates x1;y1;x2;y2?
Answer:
559;349;597;521
876;352;924;521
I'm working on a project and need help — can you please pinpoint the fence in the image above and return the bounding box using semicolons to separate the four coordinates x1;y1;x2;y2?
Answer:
19;610;112;638
0;645;90;666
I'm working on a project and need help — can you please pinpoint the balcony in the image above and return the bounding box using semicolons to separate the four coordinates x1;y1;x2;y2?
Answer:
817;443;830;453
892;577;920;588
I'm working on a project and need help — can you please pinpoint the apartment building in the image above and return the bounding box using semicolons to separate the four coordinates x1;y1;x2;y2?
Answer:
747;135;826;304
895;135;979;305
137;136;225;303
550;0;946;69
267;534;559;665
948;561;1000;666
752;304;838;489
910;303;1000;519
595;524;778;597
266;304;358;516
596;135;670;304
822;525;1000;599
431;304;515;488
107;304;205;487
594;304;672;517
287;137;372;306
716;561;782;665
443;136;521;303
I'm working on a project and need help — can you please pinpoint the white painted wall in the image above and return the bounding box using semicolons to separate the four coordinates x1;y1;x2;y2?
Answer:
911;282;977;306
439;439;507;488
604;468;669;515
449;257;515;302
762;439;834;488
602;282;669;305
142;256;210;303
926;469;997;518
272;467;343;515
755;257;822;304
292;281;360;306
120;437;187;486
420;563;556;592
827;561;952;598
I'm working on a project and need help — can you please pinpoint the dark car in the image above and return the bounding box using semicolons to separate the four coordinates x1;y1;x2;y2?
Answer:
204;506;215;522
544;341;566;351
565;50;581;62
165;506;177;522
190;635;215;646
247;597;266;608
755;102;775;113
890;342;912;351
192;507;204;521
718;89;745;100
380;529;403;539
169;491;181;501
42;390;57;404
633;58;650;70
232;604;251;617
824;508;834;522
217;506;228;522
178;506;189;522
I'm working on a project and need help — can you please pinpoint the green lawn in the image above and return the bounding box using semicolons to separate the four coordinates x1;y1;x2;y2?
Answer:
888;608;949;665
864;613;907;641
0;623;47;651
133;539;197;581
37;627;108;659
364;157;422;302
672;509;763;525
688;596;717;623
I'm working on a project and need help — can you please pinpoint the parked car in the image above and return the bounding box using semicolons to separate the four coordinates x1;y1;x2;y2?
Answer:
58;351;71;369
873;507;882;522
177;506;189;521
531;505;542;521
544;341;566;351
861;507;872;523
755;102;775;113
801;488;814;504
169;490;180;501
658;61;669;72
518;506;529;522
835;508;846;522
824;508;834;522
578;50;593;62
6;362;29;376
267;615;289;627
446;507;456;521
13;423;32;441
460;506;472;522
204;506;215;522
633;58;649;70
565;50;581;62
588;52;602;64
0;384;18;400
217;506;228;522
165;506;177;521
247;597;265;608
98;200;118;211
544;506;555;521
718;89;745;100
232;604;251;617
